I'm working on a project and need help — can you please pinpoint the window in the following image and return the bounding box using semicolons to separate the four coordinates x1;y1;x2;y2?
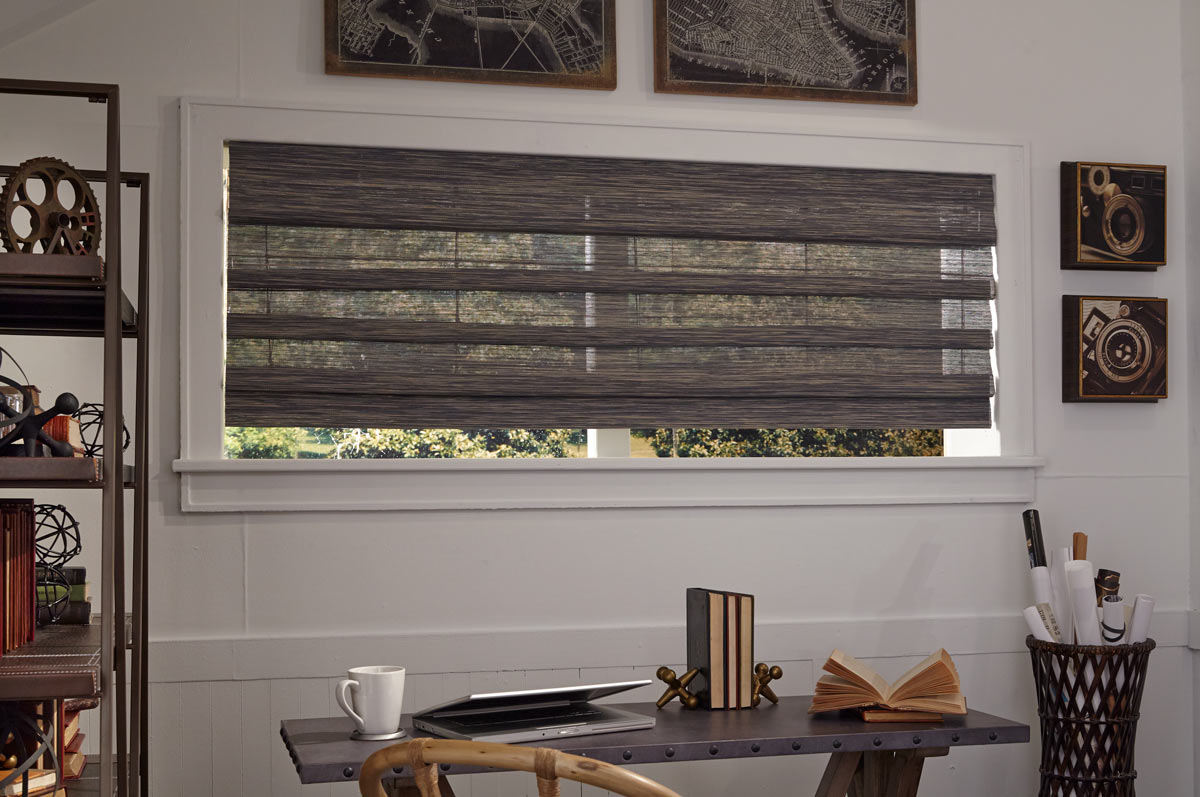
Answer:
178;101;1038;510
222;143;996;460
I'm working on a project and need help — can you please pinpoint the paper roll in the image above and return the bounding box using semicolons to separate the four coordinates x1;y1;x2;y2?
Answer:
1024;605;1054;642
1031;566;1052;606
1101;596;1125;645
1049;548;1075;645
1066;560;1101;645
1127;594;1156;644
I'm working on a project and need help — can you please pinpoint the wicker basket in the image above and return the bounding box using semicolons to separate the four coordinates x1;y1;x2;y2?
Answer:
1027;636;1155;796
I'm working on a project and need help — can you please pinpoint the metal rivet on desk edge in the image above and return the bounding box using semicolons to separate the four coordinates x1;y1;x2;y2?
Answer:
792;741;801;751
989;732;998;741
342;768;354;779
622;751;633;761
832;740;842;749
709;745;719;755
873;738;882;747
665;747;675;758
751;743;761;753
913;736;921;745
951;733;960;742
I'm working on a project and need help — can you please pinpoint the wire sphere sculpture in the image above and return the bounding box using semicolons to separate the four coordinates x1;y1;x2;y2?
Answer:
34;565;70;627
34;504;81;568
0;703;58;790
72;402;130;458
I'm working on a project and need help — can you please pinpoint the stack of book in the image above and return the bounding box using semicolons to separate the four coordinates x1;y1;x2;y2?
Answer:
685;587;754;709
57;567;89;626
0;768;59;797
56;698;93;780
0;500;35;654
809;648;967;722
43;416;84;458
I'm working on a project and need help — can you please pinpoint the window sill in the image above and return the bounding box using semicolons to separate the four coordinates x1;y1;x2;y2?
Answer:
172;456;1044;513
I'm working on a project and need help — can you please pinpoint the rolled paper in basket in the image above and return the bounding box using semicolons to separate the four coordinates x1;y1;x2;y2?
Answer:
1066;560;1101;645
1049;548;1074;644
1024;605;1054;642
1127;594;1155;643
1095;569;1120;606
1101;596;1125;645
1031;566;1052;606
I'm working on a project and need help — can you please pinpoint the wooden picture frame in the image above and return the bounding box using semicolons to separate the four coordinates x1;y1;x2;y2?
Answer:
325;0;616;90
1062;295;1167;402
653;0;916;105
1060;162;1166;271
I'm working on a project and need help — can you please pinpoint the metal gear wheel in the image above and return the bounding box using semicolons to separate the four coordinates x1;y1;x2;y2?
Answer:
0;156;101;255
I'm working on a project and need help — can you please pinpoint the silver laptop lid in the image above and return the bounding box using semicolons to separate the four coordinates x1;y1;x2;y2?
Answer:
414;680;650;718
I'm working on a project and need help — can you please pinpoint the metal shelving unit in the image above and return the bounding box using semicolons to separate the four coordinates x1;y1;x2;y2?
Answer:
0;79;149;797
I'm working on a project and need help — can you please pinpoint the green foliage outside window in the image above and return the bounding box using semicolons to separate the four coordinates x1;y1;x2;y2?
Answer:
634;428;942;458
223;426;939;459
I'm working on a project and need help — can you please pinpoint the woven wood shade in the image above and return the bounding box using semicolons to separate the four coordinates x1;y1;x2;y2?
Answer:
224;143;998;430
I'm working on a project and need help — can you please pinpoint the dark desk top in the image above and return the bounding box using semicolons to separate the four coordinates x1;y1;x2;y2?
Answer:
280;696;1029;784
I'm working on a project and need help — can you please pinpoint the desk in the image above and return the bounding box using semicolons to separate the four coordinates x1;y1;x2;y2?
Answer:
280;696;1028;796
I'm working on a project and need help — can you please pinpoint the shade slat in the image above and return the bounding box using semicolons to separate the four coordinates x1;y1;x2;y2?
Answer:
227;142;998;247
226;315;994;350
225;367;993;399
224;395;992;430
227;266;996;300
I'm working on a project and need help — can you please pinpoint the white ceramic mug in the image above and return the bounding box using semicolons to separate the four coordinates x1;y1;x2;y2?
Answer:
336;665;406;737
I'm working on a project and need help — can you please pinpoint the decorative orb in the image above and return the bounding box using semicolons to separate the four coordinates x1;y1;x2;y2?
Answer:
35;565;70;627
34;504;81;568
72;402;130;458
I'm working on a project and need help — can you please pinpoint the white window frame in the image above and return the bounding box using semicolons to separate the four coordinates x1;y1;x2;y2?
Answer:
174;98;1041;512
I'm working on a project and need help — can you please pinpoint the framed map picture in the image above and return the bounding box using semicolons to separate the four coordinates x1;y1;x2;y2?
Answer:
327;0;616;90
654;0;916;105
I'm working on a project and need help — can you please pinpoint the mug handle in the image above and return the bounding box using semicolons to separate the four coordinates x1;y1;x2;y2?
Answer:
336;679;365;731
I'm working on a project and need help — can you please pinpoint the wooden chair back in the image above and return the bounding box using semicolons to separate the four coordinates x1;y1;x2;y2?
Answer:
359;738;683;797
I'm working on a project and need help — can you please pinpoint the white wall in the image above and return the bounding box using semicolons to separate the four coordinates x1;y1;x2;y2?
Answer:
1184;0;1200;792
0;0;1196;795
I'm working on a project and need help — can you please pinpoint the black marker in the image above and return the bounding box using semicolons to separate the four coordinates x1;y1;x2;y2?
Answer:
1022;509;1047;568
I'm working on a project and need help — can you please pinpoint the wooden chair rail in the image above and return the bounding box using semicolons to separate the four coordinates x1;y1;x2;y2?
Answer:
359;738;684;797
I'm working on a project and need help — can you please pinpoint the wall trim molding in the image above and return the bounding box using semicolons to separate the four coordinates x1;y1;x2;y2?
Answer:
148;608;1189;683
173;456;1043;512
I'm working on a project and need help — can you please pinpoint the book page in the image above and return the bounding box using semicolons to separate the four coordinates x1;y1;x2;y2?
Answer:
809;675;884;713
888;649;960;704
888;693;967;714
822;650;889;701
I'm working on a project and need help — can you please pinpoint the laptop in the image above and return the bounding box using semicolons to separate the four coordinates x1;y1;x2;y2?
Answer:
412;680;655;743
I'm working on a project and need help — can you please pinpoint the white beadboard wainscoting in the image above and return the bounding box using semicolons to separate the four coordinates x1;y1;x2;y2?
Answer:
142;613;1196;797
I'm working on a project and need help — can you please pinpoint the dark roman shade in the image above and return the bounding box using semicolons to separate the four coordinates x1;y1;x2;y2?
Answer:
224;142;997;430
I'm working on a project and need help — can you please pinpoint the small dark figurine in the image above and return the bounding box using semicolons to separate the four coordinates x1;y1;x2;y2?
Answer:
0;388;78;457
751;663;783;707
655;666;701;709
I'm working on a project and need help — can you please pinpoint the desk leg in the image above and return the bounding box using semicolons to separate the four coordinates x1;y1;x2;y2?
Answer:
815;752;863;797
883;747;948;797
384;776;459;796
816;747;948;797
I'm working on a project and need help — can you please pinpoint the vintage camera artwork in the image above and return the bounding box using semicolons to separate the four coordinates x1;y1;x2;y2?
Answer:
1063;296;1167;402
1061;162;1166;270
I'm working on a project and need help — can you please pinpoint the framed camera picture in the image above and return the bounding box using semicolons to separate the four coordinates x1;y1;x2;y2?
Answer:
1063;296;1167;402
1061;162;1166;270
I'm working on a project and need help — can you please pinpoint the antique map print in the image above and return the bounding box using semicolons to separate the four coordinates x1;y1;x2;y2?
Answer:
655;0;916;104
327;0;616;89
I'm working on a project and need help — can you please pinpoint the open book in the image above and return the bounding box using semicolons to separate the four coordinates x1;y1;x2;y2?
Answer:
809;649;967;715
